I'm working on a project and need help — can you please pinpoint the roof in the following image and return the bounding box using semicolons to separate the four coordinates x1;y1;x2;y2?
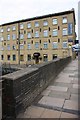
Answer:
0;9;75;26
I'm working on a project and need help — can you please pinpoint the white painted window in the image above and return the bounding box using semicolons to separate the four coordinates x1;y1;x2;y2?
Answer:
63;28;67;35
35;31;39;38
52;42;58;49
7;35;10;40
35;21;39;27
35;42;39;49
53;18;57;25
63;42;68;48
0;28;3;33
12;45;16;50
12;26;16;31
20;34;24;39
7;27;10;32
27;23;31;28
20;44;24;49
44;42;48;49
43;20;48;26
43;30;48;37
7;45;10;50
20;24;24;29
27;43;31;49
27;32;31;38
12;34;16;40
0;37;4;41
52;29;58;36
62;17;67;23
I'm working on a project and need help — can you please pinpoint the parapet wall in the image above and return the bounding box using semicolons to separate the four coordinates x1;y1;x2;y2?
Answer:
2;57;71;119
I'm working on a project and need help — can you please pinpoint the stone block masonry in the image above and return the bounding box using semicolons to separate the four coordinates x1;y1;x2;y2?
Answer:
2;57;71;119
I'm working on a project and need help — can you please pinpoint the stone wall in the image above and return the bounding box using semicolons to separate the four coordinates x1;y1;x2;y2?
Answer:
2;57;71;119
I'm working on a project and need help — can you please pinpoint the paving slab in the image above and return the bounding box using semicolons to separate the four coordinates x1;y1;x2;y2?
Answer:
69;88;78;94
47;86;68;92
55;78;72;84
38;96;65;108
24;105;45;118
48;90;70;100
60;112;78;118
70;94;78;101
53;82;72;88
41;89;51;96
41;109;61;118
63;100;78;111
73;84;80;89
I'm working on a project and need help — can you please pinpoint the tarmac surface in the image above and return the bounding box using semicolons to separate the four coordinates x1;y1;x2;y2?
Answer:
2;58;80;119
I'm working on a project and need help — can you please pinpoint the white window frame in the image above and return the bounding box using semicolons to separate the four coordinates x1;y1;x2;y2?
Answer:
0;28;3;33
27;43;31;50
63;42;68;48
52;42;58;49
7;35;10;40
43;20;48;26
43;30;48;37
35;31;39;38
35;42;39;49
52;29;58;36
12;34;16;40
12;26;16;31
35;21;39;27
20;24;24;29
12;45;16;50
0;37;4;41
20;44;24;49
63;28;67;36
7;27;10;32
27;32;31;38
52;18;57;25
7;45;10;50
27;23;31;28
44;42;48;49
20;34;24;40
62;17;67;24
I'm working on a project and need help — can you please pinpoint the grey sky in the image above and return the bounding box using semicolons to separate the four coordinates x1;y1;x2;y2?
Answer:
0;0;79;38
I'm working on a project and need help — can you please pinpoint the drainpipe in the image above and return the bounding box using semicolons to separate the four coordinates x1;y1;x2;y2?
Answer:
18;23;20;65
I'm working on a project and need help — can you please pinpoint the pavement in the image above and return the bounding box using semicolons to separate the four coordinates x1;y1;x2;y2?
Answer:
17;57;79;118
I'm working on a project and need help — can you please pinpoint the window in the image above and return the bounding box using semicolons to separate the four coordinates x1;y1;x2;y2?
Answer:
63;28;67;36
63;42;68;48
27;54;31;61
53;18;57;25
7;45;10;50
20;44;24;49
12;26;16;31
35;31;39;38
7;27;10;32
44;30;48;37
12;34;16;40
7;35;10;40
0;28;3;33
52;29;58;36
20;24;24;29
43;54;48;62
20;55;24;61
0;37;4;41
35;42;39;49
27;32;31;38
0;46;4;51
27;43;31;49
12;45;16;50
35;21;39;27
62;17;67;24
7;55;10;60
52;42;58;49
44;42;48;49
20;34;24;39
27;23;31;28
52;54;57;60
43;20;48;26
13;54;16;61
1;55;4;60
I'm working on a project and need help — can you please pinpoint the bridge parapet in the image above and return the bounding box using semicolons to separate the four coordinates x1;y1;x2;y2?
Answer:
2;57;71;119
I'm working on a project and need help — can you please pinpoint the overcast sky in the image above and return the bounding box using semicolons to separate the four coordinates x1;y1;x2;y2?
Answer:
0;0;79;38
